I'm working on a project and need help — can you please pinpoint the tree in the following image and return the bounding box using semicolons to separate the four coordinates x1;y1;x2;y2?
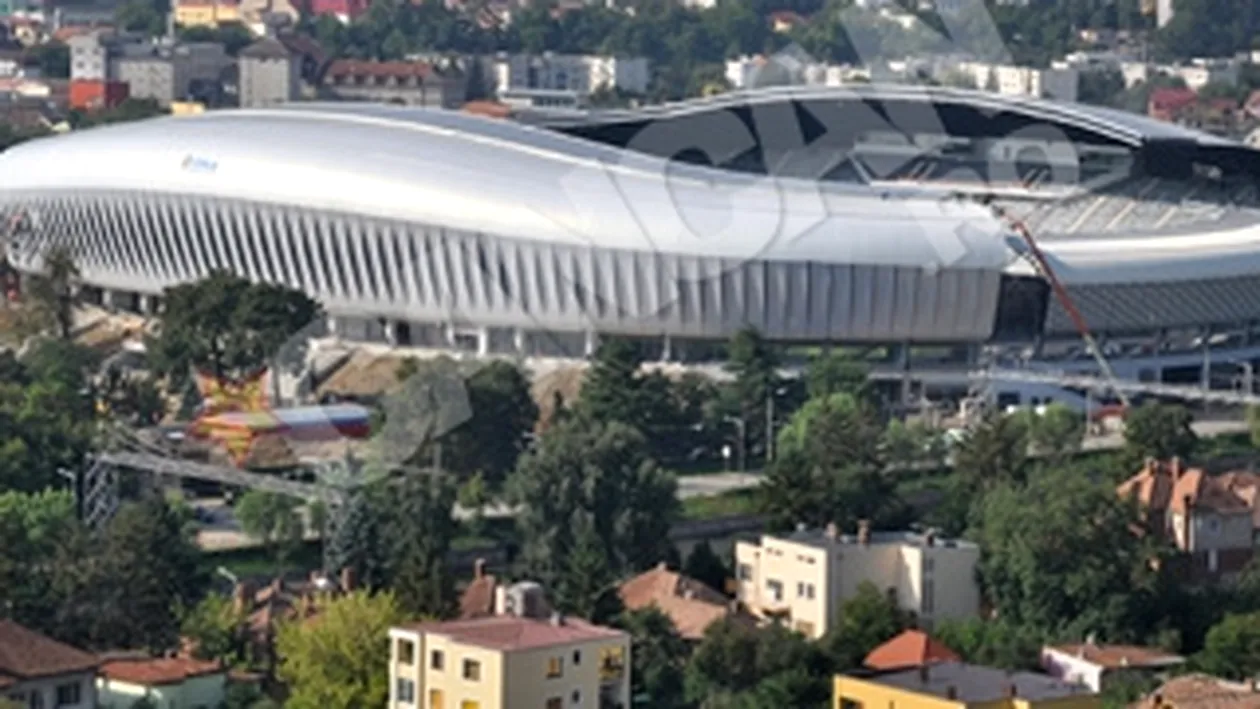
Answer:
1022;403;1084;464
882;419;947;470
509;415;679;591
24;245;80;340
235;491;305;569
724;328;781;463
551;511;625;623
0;489;80;636
760;392;901;532
932;617;1043;671
1197;612;1260;680
148;270;322;390
685;619;831;708
952;410;1030;491
275;590;405;709
683;541;730;595
804;351;871;403
818;582;911;672
1124;402;1196;465
618;607;690;709
180;593;249;665
387;473;458;618
324;484;392;591
970;467;1169;643
439;359;538;491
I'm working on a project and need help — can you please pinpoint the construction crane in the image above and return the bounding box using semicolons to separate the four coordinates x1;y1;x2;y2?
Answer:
989;204;1134;409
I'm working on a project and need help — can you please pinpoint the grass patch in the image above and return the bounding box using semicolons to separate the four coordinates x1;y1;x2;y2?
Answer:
682;488;759;520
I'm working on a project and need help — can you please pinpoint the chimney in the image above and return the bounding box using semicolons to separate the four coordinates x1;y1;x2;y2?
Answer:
474;558;486;580
918;664;929;683
683;588;695;600
1144;457;1156;475
1008;684;1018;698
550;612;564;626
946;686;957;700
825;522;838;540
858;519;871;545
340;566;356;592
494;585;508;616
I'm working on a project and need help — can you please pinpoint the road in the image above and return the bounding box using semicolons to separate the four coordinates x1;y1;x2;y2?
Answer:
196;418;1250;552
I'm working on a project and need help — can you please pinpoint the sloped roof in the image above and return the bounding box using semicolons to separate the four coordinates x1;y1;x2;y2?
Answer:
864;630;961;670
1132;674;1260;709
1117;459;1255;517
100;656;225;686
0;620;98;680
1047;642;1184;670
618;563;743;641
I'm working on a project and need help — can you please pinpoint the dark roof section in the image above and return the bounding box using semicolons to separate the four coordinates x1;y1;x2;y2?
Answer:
525;83;1244;150
0;620;99;681
853;661;1094;703
239;37;294;60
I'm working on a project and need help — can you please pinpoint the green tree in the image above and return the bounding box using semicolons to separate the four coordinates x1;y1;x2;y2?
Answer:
275;590;405;709
324;484;392;590
1123;402;1197;465
148;270;322;390
29;42;71;79
683;541;730;595
760;392;901;532
24;245;80;340
685;619;831;708
552;511;625;623
509;415;679;589
1023;403;1084;464
724;328;781;463
932;617;1043;671
180;593;249;665
387;474;458;618
953;410;1030;491
234;491;305;569
818;582;911;672
970;467;1169;642
618;607;690;709
0;489;80;635
1197;611;1260;680
882;419;947;470
805;351;871;403
440;359;538;491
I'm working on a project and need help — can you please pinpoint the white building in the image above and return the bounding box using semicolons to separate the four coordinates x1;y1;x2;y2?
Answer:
1157;0;1174;28
957;61;1079;102
1040;642;1185;693
0;621;98;709
97;656;228;709
733;523;981;639
493;53;649;98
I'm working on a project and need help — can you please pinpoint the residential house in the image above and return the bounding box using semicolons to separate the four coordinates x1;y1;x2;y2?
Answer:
1117;458;1259;581
733;522;981;639
97;655;227;709
172;0;242;28
1039;640;1185;693
1134;674;1260;709
388;582;631;709
0;620;99;709
834;662;1100;709
493;53;650;99
617;562;755;641
111;40;232;106
863;630;962;671
321;59;466;108
238;35;299;106
1148;87;1199;123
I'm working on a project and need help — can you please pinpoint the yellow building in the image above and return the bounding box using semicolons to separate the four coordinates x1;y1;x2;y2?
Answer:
734;522;981;639
834;662;1101;709
173;0;241;28
387;593;630;709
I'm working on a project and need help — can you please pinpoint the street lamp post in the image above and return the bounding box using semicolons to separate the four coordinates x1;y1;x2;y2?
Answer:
765;386;788;464
723;415;746;472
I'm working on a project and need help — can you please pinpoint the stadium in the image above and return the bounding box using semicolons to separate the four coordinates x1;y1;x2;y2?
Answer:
5;84;1260;406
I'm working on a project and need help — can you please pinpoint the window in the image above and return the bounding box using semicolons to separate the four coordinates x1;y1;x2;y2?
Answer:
766;579;783;602
431;650;445;671
546;699;563;709
598;646;626;681
398;639;416;664
55;683;79;708
796;582;815;600
29;692;43;709
737;563;752;581
396;678;416;703
459;702;479;709
463;659;481;681
547;656;564;678
429;689;444;709
572;689;581;704
572;650;582;665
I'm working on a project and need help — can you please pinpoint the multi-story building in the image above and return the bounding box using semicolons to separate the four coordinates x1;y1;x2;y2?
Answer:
113;40;231;106
733;522;981;639
957;62;1079;102
834;661;1100;709
172;0;242;28
238;35;300;107
321;59;466;108
387;582;631;709
493;53;649;99
1118;458;1260;582
0;620;99;709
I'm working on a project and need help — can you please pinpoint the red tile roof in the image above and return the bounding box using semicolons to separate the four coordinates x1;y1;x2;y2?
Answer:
1117;459;1256;517
462;100;513;119
402;615;625;652
1047;643;1184;670
864;630;961;670
618;563;747;641
1133;674;1260;709
100;657;225;686
326;59;438;81
0;620;98;681
1149;87;1198;113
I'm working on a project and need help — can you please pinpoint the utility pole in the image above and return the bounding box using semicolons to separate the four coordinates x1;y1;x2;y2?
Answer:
765;389;775;464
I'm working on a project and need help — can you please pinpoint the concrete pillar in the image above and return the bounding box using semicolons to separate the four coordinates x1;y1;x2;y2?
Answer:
383;320;398;347
443;323;456;349
477;327;489;357
513;328;525;355
1201;327;1212;391
661;333;673;362
102;289;122;311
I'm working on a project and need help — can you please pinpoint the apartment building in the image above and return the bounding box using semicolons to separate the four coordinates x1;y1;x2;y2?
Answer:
734;522;980;639
834;661;1100;709
68;32;231;106
321;59;466;108
388;582;631;709
956;62;1079;101
493;53;649;98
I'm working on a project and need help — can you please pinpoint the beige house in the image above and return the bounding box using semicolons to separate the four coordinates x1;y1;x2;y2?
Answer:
388;583;631;709
0;620;98;709
734;522;980;638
